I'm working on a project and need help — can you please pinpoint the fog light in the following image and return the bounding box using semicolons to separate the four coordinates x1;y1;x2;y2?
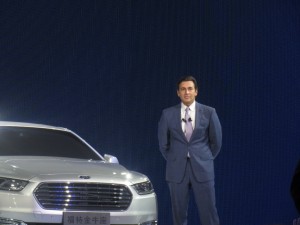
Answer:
0;217;27;225
139;220;157;225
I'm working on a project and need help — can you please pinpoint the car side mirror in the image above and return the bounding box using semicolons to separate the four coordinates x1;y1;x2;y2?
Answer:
104;154;119;164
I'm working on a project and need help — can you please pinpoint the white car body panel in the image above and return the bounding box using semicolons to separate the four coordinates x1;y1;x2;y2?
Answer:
0;122;157;225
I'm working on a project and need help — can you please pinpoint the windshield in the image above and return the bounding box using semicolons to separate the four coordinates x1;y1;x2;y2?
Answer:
0;126;101;160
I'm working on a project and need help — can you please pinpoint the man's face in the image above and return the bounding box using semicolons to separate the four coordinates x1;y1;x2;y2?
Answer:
177;81;198;106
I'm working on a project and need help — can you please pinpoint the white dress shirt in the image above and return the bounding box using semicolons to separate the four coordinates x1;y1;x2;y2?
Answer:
181;101;196;133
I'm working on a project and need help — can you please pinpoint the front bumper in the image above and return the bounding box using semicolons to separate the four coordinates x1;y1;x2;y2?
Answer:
0;187;157;225
0;217;157;225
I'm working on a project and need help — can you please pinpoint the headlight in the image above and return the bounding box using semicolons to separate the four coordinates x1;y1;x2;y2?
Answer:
0;177;28;191
132;181;154;195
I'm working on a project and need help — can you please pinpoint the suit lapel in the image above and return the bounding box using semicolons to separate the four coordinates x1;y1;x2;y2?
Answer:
189;102;202;141
174;104;186;140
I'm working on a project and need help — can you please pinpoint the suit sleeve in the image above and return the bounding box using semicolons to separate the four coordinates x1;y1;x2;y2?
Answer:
158;110;170;160
209;109;222;158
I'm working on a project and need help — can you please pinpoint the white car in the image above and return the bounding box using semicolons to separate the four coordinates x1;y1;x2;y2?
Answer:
0;121;157;225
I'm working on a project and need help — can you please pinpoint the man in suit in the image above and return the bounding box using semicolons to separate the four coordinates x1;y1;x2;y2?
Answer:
158;76;222;225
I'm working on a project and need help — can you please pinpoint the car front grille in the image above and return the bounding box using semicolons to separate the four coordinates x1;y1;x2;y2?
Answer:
27;224;139;225
34;182;133;211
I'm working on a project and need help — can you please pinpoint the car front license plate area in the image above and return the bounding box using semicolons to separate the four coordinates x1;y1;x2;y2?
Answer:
63;212;110;225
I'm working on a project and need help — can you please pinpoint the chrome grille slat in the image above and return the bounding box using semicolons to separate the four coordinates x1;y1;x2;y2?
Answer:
34;182;133;211
38;199;130;203
42;203;129;207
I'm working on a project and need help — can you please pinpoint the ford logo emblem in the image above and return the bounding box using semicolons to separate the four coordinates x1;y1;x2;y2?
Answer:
79;175;91;179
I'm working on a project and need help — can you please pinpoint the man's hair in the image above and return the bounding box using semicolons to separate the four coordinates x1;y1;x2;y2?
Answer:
177;76;198;90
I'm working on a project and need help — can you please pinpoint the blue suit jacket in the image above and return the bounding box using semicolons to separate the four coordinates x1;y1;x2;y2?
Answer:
158;102;222;183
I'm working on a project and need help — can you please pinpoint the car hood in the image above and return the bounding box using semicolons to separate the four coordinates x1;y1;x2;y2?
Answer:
0;156;148;184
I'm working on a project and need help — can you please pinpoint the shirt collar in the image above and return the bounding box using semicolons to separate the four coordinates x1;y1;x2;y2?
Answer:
181;101;196;112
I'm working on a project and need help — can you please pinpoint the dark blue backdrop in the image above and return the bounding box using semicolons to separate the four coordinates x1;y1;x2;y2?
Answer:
0;0;299;224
